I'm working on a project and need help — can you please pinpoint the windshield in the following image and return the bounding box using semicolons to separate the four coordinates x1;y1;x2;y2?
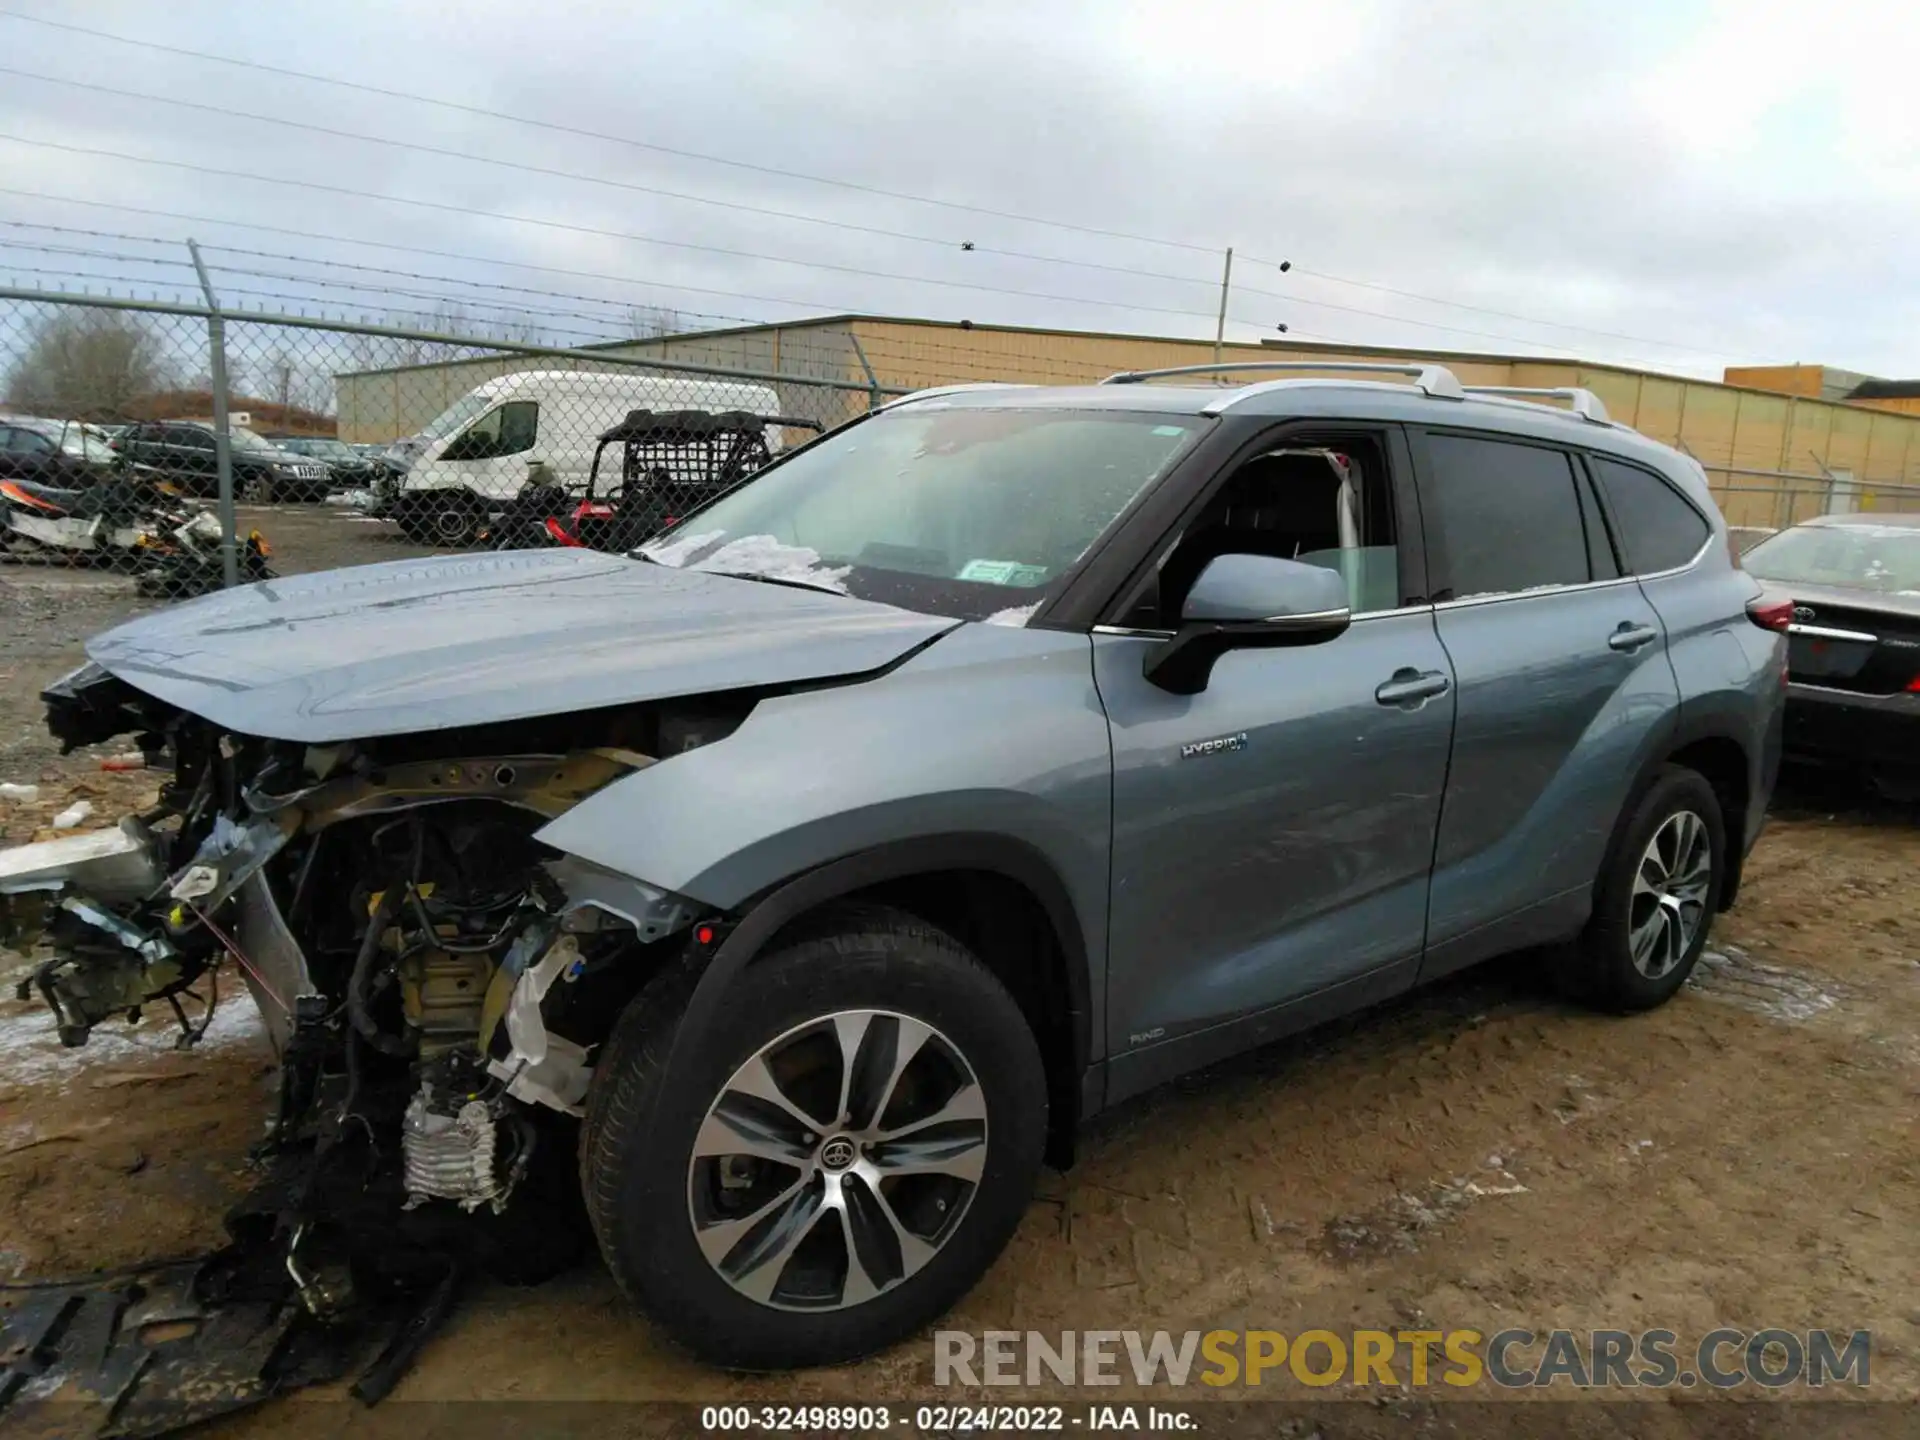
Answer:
421;391;497;443
34;422;117;463
638;406;1205;621
1745;522;1920;595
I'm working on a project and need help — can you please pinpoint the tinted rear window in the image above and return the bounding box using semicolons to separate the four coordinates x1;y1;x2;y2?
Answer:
1423;434;1591;600
1590;456;1710;574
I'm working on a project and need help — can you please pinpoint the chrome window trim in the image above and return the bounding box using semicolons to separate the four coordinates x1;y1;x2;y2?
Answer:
1090;603;1432;641
1431;573;1644;612
1621;531;1715;582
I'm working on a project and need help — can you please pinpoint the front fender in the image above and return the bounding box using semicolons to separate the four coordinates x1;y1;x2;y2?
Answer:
533;622;1114;1045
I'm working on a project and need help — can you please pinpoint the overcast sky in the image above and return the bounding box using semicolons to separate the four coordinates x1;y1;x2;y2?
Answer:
0;0;1912;379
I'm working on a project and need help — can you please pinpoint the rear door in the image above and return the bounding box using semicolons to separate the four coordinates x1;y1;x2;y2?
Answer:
1412;429;1680;977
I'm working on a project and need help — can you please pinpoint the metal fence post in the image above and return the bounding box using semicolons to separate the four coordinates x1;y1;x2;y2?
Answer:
848;332;883;412
186;239;239;589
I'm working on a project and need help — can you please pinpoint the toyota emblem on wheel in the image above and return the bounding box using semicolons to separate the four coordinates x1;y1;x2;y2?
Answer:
819;1136;857;1171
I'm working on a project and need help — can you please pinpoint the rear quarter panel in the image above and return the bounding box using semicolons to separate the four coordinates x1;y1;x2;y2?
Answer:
1638;559;1783;851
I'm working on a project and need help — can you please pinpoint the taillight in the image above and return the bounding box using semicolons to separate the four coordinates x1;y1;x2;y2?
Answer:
1746;595;1794;632
1906;675;1920;694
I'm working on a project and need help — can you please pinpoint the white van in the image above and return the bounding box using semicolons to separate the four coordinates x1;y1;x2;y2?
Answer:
393;369;782;543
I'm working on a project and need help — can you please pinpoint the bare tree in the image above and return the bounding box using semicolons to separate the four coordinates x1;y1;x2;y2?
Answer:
4;307;177;420
626;305;686;339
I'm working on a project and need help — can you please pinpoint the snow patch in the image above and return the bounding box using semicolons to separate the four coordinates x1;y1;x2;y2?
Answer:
689;534;850;593
0;988;267;1095
983;603;1039;627
638;529;724;567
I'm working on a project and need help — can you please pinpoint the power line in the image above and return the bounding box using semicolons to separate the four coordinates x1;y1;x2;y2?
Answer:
0;9;1754;365
1236;256;1718;358
0;134;1233;325
0;7;1223;258
0;65;1220;293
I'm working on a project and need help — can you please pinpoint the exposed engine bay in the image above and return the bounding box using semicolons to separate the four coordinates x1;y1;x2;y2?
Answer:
1;664;739;1428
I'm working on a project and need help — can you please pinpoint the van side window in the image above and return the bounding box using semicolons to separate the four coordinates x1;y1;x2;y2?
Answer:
1422;434;1591;600
448;401;539;461
1589;456;1710;574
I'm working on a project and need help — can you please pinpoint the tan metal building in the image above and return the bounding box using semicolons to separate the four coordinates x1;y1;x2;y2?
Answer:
335;315;1920;529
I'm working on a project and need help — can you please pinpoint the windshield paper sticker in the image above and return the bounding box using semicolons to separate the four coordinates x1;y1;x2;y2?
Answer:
957;558;1049;587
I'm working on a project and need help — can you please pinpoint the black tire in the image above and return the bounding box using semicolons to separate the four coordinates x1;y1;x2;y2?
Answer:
239;472;273;504
1560;764;1725;1012
580;905;1047;1370
411;492;481;546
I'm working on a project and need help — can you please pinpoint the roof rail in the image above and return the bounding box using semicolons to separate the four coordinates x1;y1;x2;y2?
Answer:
877;382;1031;412
1463;385;1612;424
1100;360;1466;400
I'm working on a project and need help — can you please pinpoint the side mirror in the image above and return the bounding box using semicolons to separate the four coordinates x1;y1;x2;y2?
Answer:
1144;553;1351;694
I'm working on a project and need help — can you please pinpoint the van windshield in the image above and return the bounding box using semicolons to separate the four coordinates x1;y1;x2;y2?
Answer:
638;406;1205;622
421;392;496;443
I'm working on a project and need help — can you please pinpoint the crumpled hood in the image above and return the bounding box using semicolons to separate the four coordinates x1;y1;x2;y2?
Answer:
86;549;959;742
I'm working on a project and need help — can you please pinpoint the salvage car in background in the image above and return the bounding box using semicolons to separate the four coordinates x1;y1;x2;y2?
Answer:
1742;511;1920;798
1;364;1783;1399
264;435;380;497
115;419;333;503
0;416;118;486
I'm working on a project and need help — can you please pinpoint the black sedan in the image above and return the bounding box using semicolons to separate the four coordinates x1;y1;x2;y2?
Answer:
264;435;383;496
1743;511;1920;798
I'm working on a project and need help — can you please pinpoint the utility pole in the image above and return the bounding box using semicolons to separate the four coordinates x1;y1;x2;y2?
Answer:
1212;247;1234;364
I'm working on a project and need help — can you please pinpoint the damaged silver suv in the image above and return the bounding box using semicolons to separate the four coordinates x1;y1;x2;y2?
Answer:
3;363;1784;1374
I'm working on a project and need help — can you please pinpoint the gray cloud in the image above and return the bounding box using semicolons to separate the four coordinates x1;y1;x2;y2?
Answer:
0;0;1912;378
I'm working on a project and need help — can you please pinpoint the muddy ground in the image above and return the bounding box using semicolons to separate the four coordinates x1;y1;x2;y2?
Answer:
2;507;1915;1435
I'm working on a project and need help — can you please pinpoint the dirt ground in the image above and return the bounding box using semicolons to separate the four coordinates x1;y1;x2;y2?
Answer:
2;507;1916;1433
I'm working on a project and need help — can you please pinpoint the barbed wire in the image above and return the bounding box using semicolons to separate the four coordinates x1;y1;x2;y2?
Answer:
0;134;1241;327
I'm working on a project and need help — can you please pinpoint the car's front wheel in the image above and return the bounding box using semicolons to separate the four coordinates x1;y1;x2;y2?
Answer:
1561;764;1726;1011
581;906;1047;1369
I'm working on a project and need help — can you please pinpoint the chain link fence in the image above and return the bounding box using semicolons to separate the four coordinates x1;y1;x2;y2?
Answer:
6;282;1920;607
0;288;897;601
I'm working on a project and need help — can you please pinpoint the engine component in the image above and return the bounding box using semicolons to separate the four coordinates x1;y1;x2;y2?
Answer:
400;948;495;1054
401;1087;501;1213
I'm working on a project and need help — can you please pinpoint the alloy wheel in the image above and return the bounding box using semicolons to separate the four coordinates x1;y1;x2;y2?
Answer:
1628;809;1712;979
686;1009;988;1312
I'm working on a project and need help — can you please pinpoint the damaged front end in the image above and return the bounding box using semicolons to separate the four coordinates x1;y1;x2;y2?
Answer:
4;664;721;1431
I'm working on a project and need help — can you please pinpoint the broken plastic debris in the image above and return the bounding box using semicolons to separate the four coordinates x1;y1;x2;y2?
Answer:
51;801;94;829
170;865;221;901
0;784;40;804
100;752;147;771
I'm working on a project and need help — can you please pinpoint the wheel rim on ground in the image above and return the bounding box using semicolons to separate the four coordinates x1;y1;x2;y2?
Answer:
1628;809;1711;979
686;1008;988;1313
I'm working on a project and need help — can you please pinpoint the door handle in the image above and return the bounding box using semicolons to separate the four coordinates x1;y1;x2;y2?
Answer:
1608;623;1660;652
1375;668;1451;707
